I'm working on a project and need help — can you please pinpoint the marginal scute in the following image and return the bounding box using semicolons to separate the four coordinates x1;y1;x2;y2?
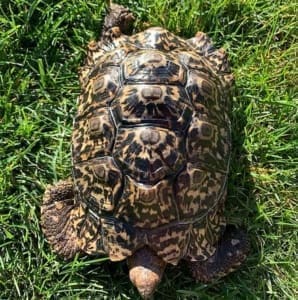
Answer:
186;32;235;89
147;223;190;265
73;157;122;212
186;200;226;261
101;217;141;261
179;50;212;73
131;27;188;51
77;205;105;255
99;46;135;67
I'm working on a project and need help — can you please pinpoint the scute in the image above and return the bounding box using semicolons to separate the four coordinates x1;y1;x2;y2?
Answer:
123;50;186;84
186;69;227;125
76;66;121;119
73;157;122;212
114;176;178;228
111;84;192;129
186;200;226;261
130;27;188;51
147;223;190;264
113;126;185;183
98;46;136;67
175;163;227;219
186;116;230;171
101;217;140;261
72;107;115;163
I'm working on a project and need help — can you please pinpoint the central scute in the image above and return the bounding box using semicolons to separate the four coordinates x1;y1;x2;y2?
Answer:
111;84;192;128
123;49;186;84
113;126;185;183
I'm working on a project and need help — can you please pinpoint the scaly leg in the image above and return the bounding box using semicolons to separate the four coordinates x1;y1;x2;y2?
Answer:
188;225;250;282
41;180;81;259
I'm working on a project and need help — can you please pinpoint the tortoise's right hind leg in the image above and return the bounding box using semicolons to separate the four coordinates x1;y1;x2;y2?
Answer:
188;225;250;282
41;180;81;259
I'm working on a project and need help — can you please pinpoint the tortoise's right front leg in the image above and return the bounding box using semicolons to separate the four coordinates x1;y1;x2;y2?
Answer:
41;180;82;259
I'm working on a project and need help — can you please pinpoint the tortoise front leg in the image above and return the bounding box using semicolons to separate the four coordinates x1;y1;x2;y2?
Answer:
41;180;81;259
188;225;250;282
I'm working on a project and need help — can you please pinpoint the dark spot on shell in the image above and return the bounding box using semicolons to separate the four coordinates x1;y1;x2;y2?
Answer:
164;151;178;166
93;165;105;179
201;123;213;137
135;157;148;172
192;169;205;184
151;159;163;172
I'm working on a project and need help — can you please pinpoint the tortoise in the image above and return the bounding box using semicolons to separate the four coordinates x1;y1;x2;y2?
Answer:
41;3;249;298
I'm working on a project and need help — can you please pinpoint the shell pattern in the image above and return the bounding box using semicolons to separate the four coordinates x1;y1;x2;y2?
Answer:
71;27;233;265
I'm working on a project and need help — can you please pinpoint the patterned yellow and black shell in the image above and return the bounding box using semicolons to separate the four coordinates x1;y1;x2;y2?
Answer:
72;27;234;265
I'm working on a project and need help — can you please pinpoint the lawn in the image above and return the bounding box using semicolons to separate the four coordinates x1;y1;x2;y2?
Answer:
0;0;297;299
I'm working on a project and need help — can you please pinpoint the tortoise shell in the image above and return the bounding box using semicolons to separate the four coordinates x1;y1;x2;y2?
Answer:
71;27;233;265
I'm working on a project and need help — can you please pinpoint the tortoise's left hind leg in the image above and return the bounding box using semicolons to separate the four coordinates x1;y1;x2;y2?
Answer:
41;180;81;259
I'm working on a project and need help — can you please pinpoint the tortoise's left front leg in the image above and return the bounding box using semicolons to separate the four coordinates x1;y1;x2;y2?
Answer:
41;180;82;259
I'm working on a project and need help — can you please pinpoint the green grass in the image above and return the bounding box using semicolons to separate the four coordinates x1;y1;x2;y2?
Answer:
0;0;297;299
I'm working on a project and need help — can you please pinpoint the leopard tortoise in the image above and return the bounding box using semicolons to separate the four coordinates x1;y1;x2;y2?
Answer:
41;3;249;298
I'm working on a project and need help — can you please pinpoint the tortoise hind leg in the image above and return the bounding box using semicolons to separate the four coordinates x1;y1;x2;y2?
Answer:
41;180;81;259
188;225;250;282
128;247;166;299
